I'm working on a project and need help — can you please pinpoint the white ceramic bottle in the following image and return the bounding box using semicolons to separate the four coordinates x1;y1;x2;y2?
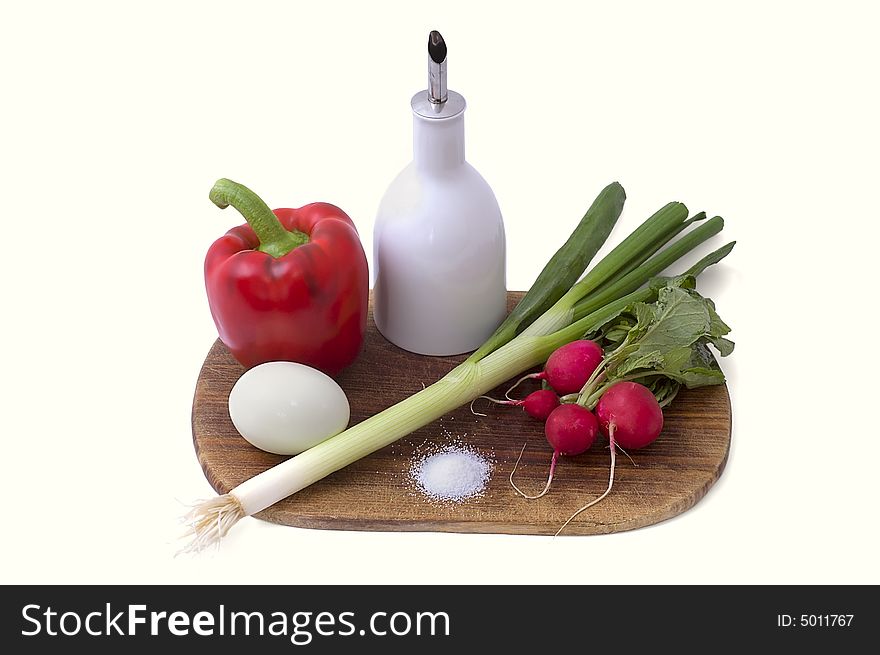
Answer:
373;31;506;356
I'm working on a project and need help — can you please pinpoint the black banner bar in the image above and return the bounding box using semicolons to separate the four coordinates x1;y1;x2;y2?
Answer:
1;585;875;652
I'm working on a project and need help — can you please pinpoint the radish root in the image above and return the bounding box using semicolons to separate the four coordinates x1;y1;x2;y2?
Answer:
469;398;488;417
616;443;637;467
555;427;618;537
509;442;559;500
469;395;518;417
505;372;543;400
180;494;245;554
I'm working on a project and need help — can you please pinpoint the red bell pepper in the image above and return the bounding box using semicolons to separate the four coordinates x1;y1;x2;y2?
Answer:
205;178;369;375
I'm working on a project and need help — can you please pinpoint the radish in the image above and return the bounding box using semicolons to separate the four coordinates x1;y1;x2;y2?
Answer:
596;381;664;449
522;390;561;420
546;404;599;456
507;340;604;397
471;389;560;421
510;403;598;499
556;381;663;535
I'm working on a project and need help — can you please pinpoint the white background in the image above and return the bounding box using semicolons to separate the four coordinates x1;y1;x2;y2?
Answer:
1;0;878;584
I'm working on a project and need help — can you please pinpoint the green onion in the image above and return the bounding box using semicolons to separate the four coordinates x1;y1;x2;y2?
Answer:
597;211;707;290
572;216;725;321
467;181;626;363
520;201;691;337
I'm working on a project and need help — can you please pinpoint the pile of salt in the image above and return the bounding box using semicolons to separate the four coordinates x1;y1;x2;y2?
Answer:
411;447;491;502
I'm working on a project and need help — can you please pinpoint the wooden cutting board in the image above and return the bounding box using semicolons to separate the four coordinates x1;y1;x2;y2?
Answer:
192;292;732;536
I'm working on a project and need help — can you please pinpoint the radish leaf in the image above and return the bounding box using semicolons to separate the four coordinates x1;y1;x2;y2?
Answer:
581;276;734;407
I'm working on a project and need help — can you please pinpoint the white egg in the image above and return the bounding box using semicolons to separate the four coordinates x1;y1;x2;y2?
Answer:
228;361;350;456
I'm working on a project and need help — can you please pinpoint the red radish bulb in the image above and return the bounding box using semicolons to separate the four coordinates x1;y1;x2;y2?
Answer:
544;403;598;455
522;389;560;421
543;340;604;395
555;383;664;536
470;389;560;421
506;340;604;399
509;403;598;500
595;381;664;449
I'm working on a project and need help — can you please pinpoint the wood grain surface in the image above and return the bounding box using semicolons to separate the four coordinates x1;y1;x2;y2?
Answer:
192;292;732;536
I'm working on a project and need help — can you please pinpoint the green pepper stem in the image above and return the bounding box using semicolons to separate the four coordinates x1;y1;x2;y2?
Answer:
209;178;309;257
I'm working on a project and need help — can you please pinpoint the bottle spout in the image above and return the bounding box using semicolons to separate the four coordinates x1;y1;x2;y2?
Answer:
428;30;448;108
412;30;465;120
